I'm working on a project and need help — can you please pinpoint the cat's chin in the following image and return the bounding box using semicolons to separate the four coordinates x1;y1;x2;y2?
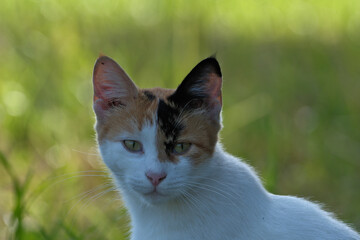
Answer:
142;192;168;204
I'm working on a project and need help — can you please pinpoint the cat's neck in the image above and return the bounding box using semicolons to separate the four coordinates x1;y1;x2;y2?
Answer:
121;144;270;238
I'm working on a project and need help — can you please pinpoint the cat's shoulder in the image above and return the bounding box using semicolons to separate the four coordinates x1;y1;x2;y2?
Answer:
267;194;360;239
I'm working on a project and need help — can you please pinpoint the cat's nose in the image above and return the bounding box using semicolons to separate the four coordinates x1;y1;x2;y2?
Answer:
146;172;167;187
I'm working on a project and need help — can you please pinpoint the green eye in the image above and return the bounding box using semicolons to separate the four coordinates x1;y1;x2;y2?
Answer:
123;140;142;153
173;142;191;155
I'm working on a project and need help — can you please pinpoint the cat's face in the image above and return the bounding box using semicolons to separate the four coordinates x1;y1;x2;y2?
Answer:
93;56;222;205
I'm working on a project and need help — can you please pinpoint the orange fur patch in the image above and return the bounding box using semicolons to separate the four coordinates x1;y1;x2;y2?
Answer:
96;90;158;142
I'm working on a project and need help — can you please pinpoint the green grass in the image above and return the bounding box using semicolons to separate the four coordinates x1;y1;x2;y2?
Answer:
1;0;360;239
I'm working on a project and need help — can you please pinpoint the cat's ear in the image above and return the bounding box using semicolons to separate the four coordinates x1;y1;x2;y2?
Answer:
92;55;138;118
168;57;222;122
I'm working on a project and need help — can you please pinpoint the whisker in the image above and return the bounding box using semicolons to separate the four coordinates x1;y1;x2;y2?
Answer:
178;187;219;219
26;173;111;208
71;148;100;156
66;186;117;221
64;183;114;203
187;175;244;200
79;187;117;212
46;174;110;187
48;170;109;180
184;181;240;210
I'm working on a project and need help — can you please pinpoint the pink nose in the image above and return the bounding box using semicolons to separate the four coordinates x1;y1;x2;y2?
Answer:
146;172;167;187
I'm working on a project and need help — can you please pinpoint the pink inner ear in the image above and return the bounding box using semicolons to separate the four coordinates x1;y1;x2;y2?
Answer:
203;73;222;122
93;79;115;102
207;73;222;106
92;56;138;112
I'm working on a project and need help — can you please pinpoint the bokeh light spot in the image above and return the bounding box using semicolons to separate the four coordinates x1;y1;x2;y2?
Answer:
3;90;28;117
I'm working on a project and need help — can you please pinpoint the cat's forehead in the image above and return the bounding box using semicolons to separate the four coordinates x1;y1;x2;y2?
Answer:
96;88;173;140
142;88;175;100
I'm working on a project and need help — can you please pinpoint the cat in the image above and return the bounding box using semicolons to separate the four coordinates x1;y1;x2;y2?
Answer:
92;55;360;240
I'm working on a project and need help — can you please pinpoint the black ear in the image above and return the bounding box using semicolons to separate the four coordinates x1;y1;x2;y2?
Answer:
168;57;222;121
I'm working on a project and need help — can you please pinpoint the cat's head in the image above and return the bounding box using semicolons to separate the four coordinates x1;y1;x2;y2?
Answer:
93;56;222;205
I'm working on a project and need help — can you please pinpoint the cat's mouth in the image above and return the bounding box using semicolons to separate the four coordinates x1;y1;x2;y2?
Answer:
144;188;165;196
128;180;181;204
140;187;172;204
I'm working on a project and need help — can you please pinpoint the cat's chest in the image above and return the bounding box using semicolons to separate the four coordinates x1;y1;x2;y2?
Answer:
129;204;259;240
131;220;238;240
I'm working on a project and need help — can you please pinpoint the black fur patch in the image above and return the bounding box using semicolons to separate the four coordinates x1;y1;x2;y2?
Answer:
143;90;156;101
157;99;184;156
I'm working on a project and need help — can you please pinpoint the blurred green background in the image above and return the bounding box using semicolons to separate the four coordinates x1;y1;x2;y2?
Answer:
1;0;360;239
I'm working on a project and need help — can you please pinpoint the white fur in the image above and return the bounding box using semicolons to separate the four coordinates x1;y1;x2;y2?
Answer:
98;123;360;240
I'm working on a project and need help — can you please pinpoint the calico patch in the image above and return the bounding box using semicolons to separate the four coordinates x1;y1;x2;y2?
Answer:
155;96;220;164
